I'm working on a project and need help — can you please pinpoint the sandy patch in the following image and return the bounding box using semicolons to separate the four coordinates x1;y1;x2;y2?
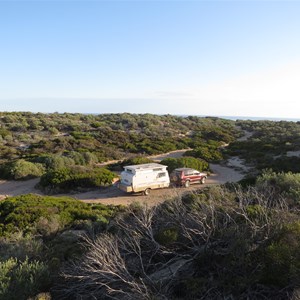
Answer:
226;156;251;173
209;164;245;184
0;178;41;200
286;150;300;157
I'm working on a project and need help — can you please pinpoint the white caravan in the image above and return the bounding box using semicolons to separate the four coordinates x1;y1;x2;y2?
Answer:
118;163;170;195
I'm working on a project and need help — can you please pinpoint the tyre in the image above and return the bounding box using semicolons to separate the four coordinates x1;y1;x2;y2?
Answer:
144;188;151;196
184;180;190;188
200;177;206;184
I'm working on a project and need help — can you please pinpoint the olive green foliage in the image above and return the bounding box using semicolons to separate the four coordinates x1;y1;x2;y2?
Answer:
12;160;45;180
227;120;300;172
269;156;300;173
262;222;300;287
0;194;121;299
121;156;154;166
39;155;76;170
39;166;115;192
0;194;117;236
108;156;155;172
154;227;179;246
161;156;209;173
256;170;300;204
0;257;50;300
184;140;223;162
0;112;237;167
0;160;45;180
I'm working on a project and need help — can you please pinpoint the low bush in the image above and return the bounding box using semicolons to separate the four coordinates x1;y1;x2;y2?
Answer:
184;143;223;162
0;257;50;300
256;170;300;205
269;156;300;173
155;227;179;246
108;156;155;171
0;194;119;237
39;166;116;192
0;160;45;180
161;156;209;173
121;156;154;166
262;222;300;287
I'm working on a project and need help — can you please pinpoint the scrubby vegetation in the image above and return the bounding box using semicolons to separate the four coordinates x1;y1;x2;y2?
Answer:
184;140;224;162
0;194;122;300
2;112;300;299
227;120;300;172
39;166;116;193
1;173;300;299
0;112;237;180
53;173;300;299
160;156;209;173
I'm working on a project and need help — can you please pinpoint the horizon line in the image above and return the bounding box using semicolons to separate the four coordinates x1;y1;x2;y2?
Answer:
0;110;299;122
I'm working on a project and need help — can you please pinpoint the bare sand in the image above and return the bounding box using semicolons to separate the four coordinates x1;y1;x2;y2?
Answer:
286;150;300;157
0;178;40;200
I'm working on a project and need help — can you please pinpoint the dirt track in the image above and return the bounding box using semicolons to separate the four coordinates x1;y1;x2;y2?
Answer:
0;159;245;205
66;163;245;206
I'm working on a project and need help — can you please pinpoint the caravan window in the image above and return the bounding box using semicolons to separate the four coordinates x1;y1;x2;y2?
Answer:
158;172;166;178
153;168;163;172
125;169;133;174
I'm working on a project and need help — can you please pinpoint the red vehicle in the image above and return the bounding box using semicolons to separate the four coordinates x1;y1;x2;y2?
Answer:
170;168;207;188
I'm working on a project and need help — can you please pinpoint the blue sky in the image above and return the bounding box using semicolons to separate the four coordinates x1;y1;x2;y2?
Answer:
1;0;300;118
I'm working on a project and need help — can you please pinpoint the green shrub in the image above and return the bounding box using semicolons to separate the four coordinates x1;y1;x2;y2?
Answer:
270;156;300;173
161;156;209;173
0;194;118;237
11;160;45;180
0;160;45;180
256;170;300;204
155;227;179;246
45;155;75;170
0;257;50;300
40;166;115;192
185;145;223;162
262;222;300;287
121;156;154;166
68;151;98;166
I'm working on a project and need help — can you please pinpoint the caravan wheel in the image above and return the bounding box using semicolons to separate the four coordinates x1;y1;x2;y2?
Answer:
144;188;151;196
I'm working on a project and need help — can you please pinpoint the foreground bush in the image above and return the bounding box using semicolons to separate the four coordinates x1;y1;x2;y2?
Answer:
55;183;300;299
0;194;118;237
256;170;300;205
0;195;122;299
0;257;50;300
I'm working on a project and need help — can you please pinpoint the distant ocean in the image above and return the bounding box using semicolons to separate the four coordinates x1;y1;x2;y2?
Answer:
88;113;300;122
180;115;300;122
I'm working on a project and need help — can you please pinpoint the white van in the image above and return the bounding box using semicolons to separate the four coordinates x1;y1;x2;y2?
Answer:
118;163;170;195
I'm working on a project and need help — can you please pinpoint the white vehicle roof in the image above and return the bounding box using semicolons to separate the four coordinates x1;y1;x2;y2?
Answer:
124;163;167;171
